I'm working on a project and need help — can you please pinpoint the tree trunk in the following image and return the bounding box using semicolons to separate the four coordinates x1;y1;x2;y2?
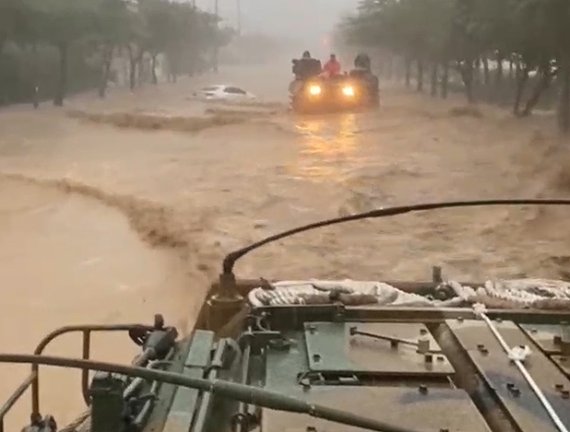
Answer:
513;66;529;116
128;47;137;91
496;52;504;85
558;59;570;133
416;59;424;92
98;46;113;98
483;57;490;86
521;67;553;117
54;43;68;107
32;43;39;108
151;54;158;85
509;59;514;80
404;57;411;88
459;61;475;103
167;52;179;83
126;44;143;90
129;59;136;90
430;62;438;97
440;62;449;99
473;57;482;81
136;55;144;86
0;38;5;103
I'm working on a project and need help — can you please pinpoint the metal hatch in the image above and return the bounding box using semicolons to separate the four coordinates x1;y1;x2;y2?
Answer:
520;323;570;376
304;322;454;376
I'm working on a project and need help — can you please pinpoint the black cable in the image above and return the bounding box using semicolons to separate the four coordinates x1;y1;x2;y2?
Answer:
0;354;423;432
222;199;570;274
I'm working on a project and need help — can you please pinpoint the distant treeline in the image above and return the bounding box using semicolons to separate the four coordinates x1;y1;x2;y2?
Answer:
340;0;570;132
0;0;234;106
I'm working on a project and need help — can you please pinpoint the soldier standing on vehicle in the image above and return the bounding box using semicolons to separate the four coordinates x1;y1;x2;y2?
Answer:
354;53;371;72
322;54;341;78
292;51;322;80
290;51;322;94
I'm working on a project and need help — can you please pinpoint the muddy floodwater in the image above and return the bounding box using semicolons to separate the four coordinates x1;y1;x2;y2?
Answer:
1;63;570;428
0;179;192;428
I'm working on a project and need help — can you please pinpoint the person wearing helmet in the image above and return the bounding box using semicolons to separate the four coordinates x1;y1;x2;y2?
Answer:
354;53;371;72
322;54;341;78
350;52;379;107
292;50;322;80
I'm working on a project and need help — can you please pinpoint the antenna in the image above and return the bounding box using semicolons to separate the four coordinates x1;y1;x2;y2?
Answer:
221;199;570;275
212;198;570;330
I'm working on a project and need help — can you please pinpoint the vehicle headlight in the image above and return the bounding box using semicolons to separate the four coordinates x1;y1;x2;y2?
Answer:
342;85;355;97
308;85;322;96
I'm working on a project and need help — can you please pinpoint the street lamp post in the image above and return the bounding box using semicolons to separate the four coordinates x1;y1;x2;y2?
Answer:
236;0;241;35
213;0;219;72
210;0;242;72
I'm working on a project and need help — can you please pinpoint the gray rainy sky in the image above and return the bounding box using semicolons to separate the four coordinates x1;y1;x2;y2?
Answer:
194;0;359;44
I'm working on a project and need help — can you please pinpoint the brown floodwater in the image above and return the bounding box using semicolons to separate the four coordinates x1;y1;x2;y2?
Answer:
0;179;192;429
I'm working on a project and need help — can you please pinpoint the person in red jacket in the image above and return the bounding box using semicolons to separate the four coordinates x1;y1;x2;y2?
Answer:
322;54;341;78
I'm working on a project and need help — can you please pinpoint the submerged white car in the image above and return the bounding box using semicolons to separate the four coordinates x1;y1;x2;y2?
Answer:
193;85;257;101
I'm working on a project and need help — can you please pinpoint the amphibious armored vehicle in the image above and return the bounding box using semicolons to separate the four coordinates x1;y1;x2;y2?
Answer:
3;199;570;432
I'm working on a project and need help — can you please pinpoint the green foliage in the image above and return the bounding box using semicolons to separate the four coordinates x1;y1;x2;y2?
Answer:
0;0;233;105
342;0;570;129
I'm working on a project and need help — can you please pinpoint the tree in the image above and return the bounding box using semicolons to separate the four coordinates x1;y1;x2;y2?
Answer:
29;0;98;105
341;0;570;132
140;0;171;84
0;0;234;106
0;0;33;102
0;0;20;51
92;0;129;97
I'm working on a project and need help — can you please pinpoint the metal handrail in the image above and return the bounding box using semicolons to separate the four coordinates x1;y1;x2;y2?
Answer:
0;323;152;431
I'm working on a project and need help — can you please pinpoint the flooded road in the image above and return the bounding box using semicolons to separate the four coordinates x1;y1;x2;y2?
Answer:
0;62;569;427
0;178;192;428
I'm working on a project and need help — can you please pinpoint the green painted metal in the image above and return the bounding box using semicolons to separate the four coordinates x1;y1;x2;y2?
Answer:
520;324;565;354
143;339;192;432
162;330;214;432
7;292;570;432
304;322;453;376
191;339;228;432
90;372;127;432
262;328;491;432
448;319;570;432
263;330;307;397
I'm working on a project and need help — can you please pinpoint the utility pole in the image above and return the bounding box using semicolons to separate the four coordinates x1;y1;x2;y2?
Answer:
213;0;219;72
236;0;241;35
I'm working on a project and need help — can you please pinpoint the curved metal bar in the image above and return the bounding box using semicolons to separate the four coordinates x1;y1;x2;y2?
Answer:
33;324;151;356
30;324;152;416
222;199;570;274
